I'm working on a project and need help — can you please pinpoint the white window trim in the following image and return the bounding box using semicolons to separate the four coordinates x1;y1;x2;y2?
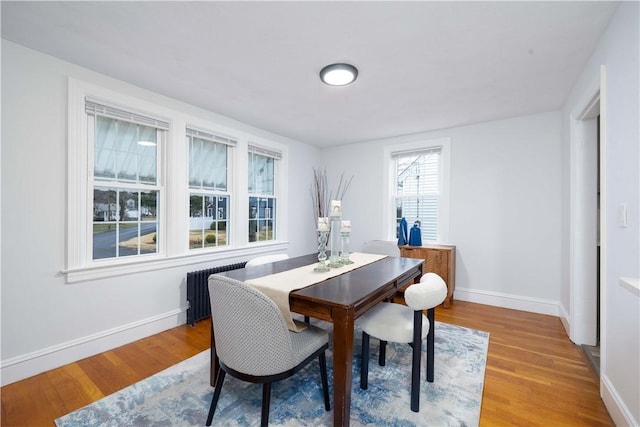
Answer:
67;78;175;273
246;138;288;245
65;78;289;283
382;137;451;244
186;124;236;250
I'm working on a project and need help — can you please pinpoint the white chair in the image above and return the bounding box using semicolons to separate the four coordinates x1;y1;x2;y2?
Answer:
206;274;330;427
360;240;401;257
357;272;447;412
245;253;289;267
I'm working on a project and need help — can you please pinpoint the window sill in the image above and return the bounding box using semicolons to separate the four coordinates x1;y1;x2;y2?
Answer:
62;241;289;284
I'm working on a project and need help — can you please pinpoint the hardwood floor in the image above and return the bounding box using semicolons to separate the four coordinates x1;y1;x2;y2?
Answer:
1;301;613;426
436;302;613;427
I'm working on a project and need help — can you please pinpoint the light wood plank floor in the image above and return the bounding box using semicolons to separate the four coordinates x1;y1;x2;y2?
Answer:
1;301;613;426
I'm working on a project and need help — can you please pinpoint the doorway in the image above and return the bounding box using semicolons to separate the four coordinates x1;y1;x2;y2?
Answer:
582;114;601;375
569;87;601;348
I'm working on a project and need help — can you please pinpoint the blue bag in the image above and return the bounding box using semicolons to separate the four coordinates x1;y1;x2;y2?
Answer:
409;223;422;246
397;217;408;246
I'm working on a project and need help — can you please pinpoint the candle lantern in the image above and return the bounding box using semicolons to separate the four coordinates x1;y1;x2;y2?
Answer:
328;200;343;268
340;220;353;264
313;217;330;272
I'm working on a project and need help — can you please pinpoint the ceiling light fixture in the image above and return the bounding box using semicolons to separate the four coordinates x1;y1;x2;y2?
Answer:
320;63;358;86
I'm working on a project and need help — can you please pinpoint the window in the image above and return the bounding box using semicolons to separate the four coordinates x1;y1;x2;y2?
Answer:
248;145;281;243
384;138;450;243
394;148;441;241
187;128;235;249
87;100;166;260
67;79;289;283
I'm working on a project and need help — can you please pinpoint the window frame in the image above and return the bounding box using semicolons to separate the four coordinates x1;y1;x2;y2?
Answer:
382;137;451;244
246;142;282;245
186;126;236;251
66;78;288;283
88;110;165;261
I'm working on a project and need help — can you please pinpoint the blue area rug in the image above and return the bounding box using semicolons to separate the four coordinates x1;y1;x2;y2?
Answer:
56;322;489;426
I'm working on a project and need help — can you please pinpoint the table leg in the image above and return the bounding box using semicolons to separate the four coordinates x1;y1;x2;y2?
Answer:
332;307;355;426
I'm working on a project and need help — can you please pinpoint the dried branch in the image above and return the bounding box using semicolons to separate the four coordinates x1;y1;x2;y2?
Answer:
310;168;354;222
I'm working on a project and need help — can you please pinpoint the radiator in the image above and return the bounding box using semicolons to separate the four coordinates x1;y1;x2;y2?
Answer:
186;261;247;326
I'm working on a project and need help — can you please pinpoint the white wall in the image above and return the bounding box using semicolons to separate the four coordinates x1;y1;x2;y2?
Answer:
0;40;319;385
322;111;562;314
561;2;639;425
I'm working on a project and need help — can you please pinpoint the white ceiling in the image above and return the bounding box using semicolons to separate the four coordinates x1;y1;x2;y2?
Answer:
1;1;618;147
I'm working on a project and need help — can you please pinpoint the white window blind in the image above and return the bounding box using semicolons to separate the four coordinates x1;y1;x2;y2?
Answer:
85;97;169;130
248;143;282;160
186;126;238;146
187;127;233;191
391;147;440;160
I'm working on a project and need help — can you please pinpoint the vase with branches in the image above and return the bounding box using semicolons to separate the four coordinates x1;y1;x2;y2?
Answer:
310;168;353;269
309;168;353;222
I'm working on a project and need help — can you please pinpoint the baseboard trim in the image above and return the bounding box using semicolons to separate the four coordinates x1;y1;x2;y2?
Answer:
454;287;560;316
0;309;187;386
601;373;638;426
558;303;571;338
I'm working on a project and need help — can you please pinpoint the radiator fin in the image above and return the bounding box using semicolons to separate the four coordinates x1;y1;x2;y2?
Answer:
186;262;247;326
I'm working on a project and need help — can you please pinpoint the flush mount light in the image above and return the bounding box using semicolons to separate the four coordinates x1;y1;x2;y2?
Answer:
320;63;358;86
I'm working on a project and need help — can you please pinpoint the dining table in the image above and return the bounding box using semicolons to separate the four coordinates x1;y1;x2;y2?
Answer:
211;252;424;427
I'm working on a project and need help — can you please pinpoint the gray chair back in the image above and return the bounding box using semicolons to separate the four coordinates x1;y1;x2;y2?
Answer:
361;240;401;257
208;274;296;376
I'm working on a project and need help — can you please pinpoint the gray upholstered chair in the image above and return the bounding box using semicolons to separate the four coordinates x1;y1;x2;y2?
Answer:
245;253;289;267
357;272;447;412
360;240;401;257
206;274;330;427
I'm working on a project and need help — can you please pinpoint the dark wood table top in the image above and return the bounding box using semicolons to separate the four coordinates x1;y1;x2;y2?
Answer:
219;253;423;317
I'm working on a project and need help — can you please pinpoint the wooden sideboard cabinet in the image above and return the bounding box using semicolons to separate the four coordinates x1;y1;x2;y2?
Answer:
399;244;456;308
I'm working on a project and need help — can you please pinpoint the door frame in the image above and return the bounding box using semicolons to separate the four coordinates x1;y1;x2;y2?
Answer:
569;66;607;350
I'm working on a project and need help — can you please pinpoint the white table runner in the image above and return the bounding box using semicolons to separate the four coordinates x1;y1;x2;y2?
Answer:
246;252;387;331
